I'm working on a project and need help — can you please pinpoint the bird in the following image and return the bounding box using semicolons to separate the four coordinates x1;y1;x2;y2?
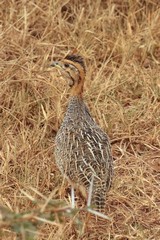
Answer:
51;54;113;212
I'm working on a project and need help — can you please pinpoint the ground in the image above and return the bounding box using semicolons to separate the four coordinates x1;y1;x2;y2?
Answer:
0;0;160;239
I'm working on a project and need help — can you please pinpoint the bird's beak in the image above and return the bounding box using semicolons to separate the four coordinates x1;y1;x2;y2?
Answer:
50;61;63;69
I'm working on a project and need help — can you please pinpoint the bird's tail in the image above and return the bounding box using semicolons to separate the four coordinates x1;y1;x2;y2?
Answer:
88;173;112;213
92;187;106;213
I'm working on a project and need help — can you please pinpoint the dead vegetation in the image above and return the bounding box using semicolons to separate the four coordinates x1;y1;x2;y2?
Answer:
0;0;160;239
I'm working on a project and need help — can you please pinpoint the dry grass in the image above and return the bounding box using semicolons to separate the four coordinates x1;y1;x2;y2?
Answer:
0;0;160;239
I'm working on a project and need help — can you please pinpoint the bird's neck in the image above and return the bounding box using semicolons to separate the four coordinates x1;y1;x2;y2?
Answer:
68;95;84;109
65;96;85;118
70;82;84;98
62;96;94;127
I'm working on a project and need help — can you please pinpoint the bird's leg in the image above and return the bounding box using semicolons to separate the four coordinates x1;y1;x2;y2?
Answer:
71;185;75;209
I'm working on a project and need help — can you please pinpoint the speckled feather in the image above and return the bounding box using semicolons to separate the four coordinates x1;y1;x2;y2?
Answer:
55;96;113;211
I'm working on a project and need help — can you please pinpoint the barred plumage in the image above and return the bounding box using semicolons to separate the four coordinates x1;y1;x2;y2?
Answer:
51;54;113;212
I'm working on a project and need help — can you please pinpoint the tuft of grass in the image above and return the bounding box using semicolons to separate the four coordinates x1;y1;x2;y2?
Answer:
0;0;160;239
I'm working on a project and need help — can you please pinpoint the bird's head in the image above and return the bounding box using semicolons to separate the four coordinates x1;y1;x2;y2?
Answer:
50;54;86;97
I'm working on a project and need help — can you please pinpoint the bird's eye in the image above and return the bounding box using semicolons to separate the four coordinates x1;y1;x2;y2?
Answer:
64;63;69;68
